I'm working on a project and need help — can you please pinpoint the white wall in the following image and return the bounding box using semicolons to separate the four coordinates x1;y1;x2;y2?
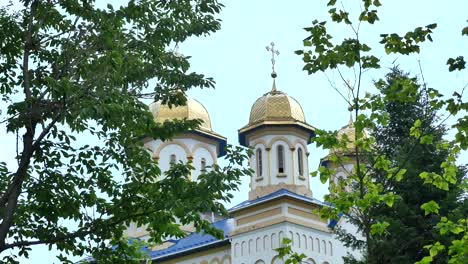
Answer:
231;222;343;264
144;137;218;181
192;146;215;181
160;246;231;264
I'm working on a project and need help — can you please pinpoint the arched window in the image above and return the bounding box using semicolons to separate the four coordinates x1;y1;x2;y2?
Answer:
297;148;304;176
277;145;285;173
271;256;284;264
256;149;263;177
201;158;206;173
170;154;176;165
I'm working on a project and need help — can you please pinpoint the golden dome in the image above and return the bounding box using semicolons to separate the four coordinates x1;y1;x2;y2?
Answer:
238;81;315;146
248;90;306;125
320;117;357;167
149;98;212;131
326;116;368;157
336;118;356;152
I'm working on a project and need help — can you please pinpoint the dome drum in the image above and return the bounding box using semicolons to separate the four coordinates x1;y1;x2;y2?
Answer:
238;122;315;147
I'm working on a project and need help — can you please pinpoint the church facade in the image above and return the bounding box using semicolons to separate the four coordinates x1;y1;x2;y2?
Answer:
124;77;361;263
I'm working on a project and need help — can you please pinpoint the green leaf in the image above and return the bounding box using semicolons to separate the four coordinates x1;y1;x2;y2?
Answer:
382;193;395;207
446;56;466;72
462;20;468;36
421;201;440;215
395;169;407;181
420;135;433;144
370;222;390;236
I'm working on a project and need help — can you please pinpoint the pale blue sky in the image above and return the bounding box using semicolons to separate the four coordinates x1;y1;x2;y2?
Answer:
1;0;467;262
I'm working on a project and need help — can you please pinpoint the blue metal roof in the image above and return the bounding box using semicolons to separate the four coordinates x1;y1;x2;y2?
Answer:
327;212;343;229
150;189;342;260
229;188;328;213
150;218;234;260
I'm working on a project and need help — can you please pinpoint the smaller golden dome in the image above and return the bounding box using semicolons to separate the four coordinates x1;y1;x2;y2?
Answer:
320;117;356;167
328;116;368;156
249;90;306;125
335;118;356;152
149;98;212;131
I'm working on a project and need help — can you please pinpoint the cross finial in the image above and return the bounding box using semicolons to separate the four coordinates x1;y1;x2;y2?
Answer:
266;41;280;79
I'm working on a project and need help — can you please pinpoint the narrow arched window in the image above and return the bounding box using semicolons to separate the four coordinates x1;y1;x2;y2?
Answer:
298;148;304;176
201;158;206;173
170;154;176;165
256;149;263;177
277;145;285;173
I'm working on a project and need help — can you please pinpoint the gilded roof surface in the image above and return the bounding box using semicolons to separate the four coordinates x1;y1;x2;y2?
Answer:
326;116;368;157
149;98;212;131
320;119;357;165
249;90;306;124
336;119;356;151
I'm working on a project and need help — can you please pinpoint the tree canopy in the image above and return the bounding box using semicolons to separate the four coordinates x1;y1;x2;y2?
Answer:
278;0;468;263
366;67;467;263
0;1;250;263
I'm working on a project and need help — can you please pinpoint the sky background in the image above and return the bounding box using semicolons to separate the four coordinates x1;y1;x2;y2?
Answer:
1;0;467;262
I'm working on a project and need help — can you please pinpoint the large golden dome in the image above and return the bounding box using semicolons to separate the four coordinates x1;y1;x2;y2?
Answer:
238;81;315;146
149;98;212;131
249;90;306;124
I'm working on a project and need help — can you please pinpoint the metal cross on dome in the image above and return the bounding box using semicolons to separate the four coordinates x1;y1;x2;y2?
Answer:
266;41;280;78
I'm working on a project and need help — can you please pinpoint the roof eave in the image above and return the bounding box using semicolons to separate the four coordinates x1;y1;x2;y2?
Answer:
238;121;316;147
151;238;229;262
190;129;228;157
228;191;325;214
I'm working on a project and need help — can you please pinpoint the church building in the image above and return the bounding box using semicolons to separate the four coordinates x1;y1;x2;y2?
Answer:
124;44;361;264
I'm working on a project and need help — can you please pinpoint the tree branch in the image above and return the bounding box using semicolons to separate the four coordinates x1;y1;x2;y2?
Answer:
0;0;40;249
1;207;160;251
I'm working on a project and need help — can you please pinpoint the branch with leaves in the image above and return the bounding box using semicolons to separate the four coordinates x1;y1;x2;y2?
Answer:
0;1;252;263
292;1;467;263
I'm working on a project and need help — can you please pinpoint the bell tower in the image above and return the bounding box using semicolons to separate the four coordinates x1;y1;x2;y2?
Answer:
238;42;316;200
320;116;357;194
321;84;362;194
125;97;227;241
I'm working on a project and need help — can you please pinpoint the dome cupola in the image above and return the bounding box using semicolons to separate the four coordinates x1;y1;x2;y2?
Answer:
238;81;315;146
149;97;227;157
249;87;306;124
150;97;212;132
336;117;356;153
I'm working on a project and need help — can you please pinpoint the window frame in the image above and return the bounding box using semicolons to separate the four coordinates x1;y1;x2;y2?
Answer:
277;145;285;174
297;147;304;176
256;148;263;177
201;158;207;173
170;154;176;165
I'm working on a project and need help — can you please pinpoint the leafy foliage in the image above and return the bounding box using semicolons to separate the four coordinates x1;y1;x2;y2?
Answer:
366;68;467;264
0;0;251;263
275;238;306;264
290;1;468;263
